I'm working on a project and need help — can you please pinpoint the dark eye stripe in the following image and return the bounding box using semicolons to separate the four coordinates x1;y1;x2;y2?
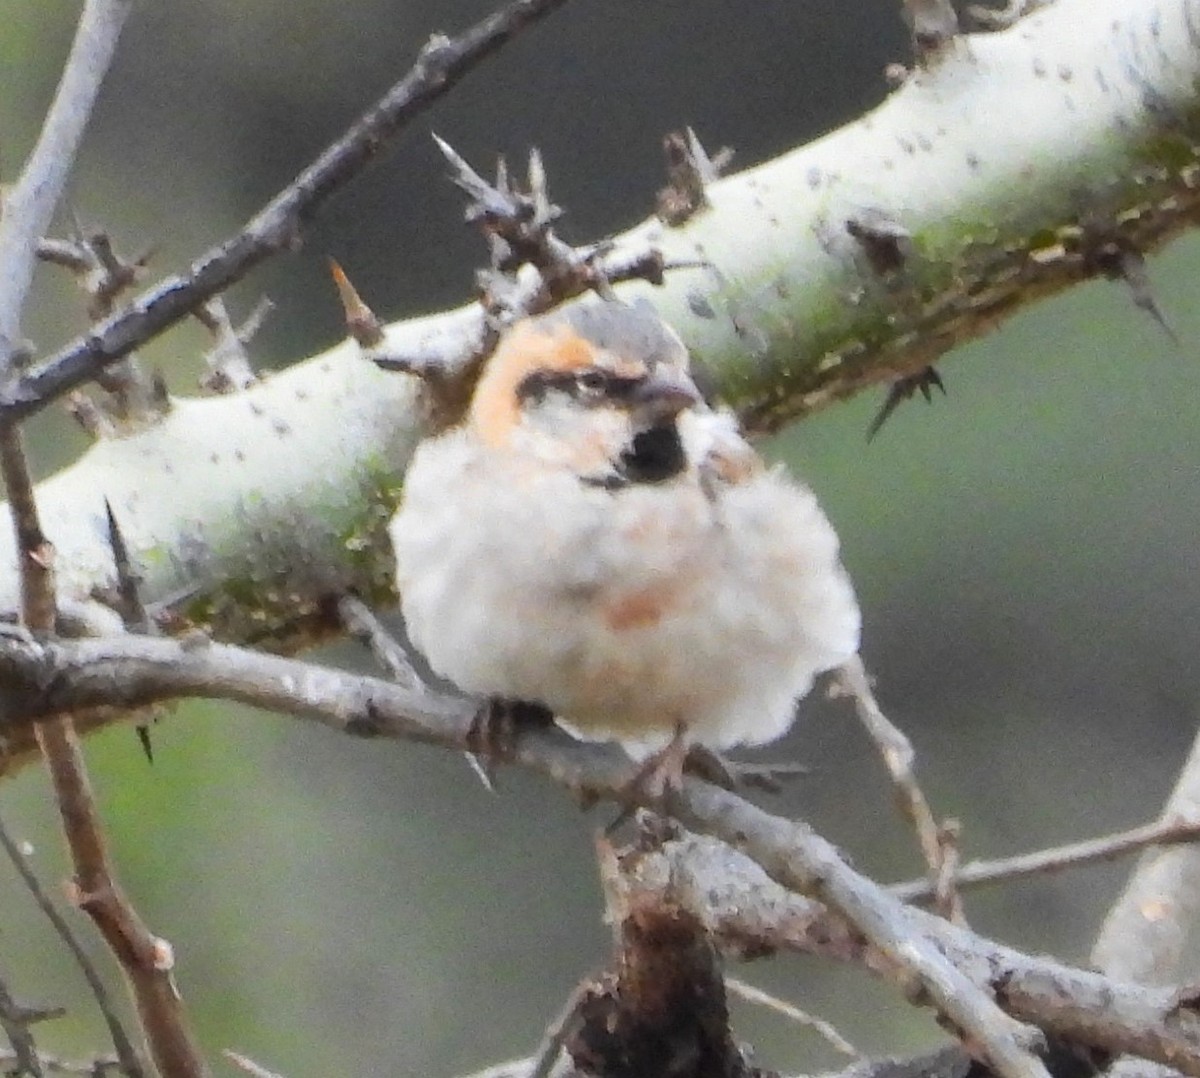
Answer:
515;367;641;407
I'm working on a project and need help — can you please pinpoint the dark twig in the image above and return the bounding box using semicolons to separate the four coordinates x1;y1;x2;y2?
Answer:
103;500;158;760
0;0;133;375
0;964;45;1078
39;226;160;427
368;138;689;428
432;135;673;329
4;0;576;426
40;228;152;322
0;810;143;1078
104;500;150;636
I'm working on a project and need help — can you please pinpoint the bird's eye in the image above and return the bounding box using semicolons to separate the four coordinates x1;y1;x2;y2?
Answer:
576;370;607;395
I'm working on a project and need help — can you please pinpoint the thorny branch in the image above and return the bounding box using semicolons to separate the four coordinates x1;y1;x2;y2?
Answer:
0;0;576;427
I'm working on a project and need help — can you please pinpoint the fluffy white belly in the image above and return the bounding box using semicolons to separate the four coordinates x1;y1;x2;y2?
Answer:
391;432;859;756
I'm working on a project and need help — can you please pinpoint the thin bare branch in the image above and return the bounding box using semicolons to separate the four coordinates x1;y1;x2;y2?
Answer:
891;816;1200;904
336;595;425;694
832;658;948;894
0;811;143;1078
723;976;860;1059
2;0;576;425
525;979;592;1078
0;0;133;374
34;711;209;1078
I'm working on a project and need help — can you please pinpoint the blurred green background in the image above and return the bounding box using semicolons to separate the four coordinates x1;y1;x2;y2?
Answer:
3;1;1200;1075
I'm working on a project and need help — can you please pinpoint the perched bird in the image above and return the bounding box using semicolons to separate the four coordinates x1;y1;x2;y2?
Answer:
389;300;860;762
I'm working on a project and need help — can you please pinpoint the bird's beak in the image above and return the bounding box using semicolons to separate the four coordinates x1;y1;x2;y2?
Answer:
630;367;702;424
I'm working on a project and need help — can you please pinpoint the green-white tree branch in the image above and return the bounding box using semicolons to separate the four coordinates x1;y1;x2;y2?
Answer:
2;0;1197;659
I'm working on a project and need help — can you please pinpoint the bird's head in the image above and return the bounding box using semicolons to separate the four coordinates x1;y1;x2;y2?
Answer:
469;301;704;484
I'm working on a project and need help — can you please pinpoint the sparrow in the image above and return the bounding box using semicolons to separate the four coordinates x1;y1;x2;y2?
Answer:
389;300;861;762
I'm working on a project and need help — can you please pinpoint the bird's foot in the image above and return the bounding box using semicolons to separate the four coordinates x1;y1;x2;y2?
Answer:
628;725;691;803
465;697;554;789
605;723;691;833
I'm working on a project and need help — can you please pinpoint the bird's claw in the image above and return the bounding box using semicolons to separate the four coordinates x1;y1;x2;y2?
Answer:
465;697;554;789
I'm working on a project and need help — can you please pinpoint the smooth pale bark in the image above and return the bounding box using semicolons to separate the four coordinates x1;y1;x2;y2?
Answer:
3;0;1198;648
